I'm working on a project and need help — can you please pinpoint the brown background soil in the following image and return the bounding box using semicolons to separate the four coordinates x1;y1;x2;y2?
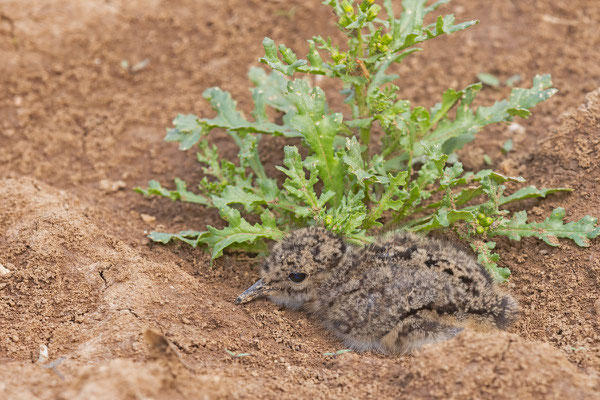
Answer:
1;0;599;398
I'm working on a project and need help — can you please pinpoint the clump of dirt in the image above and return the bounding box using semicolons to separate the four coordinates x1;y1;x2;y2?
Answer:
403;330;599;399
0;177;248;393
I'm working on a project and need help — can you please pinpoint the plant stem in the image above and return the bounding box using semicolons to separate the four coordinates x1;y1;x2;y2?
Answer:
406;127;415;181
355;85;371;157
352;28;372;161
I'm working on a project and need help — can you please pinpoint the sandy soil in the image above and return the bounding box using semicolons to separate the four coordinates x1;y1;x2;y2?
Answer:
1;0;599;398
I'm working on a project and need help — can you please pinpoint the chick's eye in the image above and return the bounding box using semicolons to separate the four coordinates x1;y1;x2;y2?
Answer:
288;272;307;283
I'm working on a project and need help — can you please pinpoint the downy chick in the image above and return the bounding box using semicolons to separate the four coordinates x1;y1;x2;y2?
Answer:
236;227;518;354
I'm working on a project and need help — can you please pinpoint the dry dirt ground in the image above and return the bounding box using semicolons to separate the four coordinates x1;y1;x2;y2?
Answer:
1;0;599;399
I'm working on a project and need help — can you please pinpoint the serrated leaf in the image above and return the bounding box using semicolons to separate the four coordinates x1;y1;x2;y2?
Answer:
202;87;299;138
165;114;205;150
325;190;367;235
415;83;481;156
286;79;345;204
201;206;285;260
391;0;477;52
248;67;297;116
453;186;484;207
276;146;323;218
236;133;270;183
418;75;556;156
413;144;448;188
260;37;330;76
438;208;475;227
499;186;572;206
367;48;421;97
148;230;208;247
474;169;525;184
439;162;464;187
364;171;409;227
212;186;266;212
411;207;475;232
173;114;199;132
492;208;600;247
471;241;510;283
134;179;210;205
196;141;224;179
342;136;374;185
507;74;557;118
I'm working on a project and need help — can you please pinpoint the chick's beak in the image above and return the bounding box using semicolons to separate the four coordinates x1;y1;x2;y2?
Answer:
235;278;273;304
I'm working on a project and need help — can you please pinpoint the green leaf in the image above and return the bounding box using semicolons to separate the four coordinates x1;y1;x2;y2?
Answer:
390;0;478;52
507;74;557;118
325;190;368;235
286;79;345;204
165;114;205;150
225;349;251;358
276;146;323;218
201;206;285;260
429;87;464;128
236;133;270;183
471;241;510;283
367;48;422;97
135;179;210;205
260;37;330;76
413;144;448;188
501;139;513;154
342;136;374;185
492;208;600;247
364;171;409;227
477;73;500;87
202;87;300;137
323;349;353;357
212;186;266;212
453;186;485;207
248;67;297;116
473;169;525;184
499;186;572;206
344;117;375;129
415;83;481;155
148;230;208;248
418;75;557;156
439;162;464;187
505;74;521;87
410;207;475;232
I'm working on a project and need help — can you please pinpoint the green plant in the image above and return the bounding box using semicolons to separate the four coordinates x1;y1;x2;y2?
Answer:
136;0;599;282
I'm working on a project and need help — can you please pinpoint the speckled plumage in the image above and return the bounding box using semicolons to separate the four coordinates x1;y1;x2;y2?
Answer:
236;227;518;354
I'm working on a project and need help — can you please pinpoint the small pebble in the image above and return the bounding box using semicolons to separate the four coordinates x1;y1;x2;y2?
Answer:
99;179;127;193
141;213;156;223
0;263;11;275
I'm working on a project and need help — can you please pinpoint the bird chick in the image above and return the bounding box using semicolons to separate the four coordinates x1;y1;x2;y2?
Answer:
235;227;518;355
